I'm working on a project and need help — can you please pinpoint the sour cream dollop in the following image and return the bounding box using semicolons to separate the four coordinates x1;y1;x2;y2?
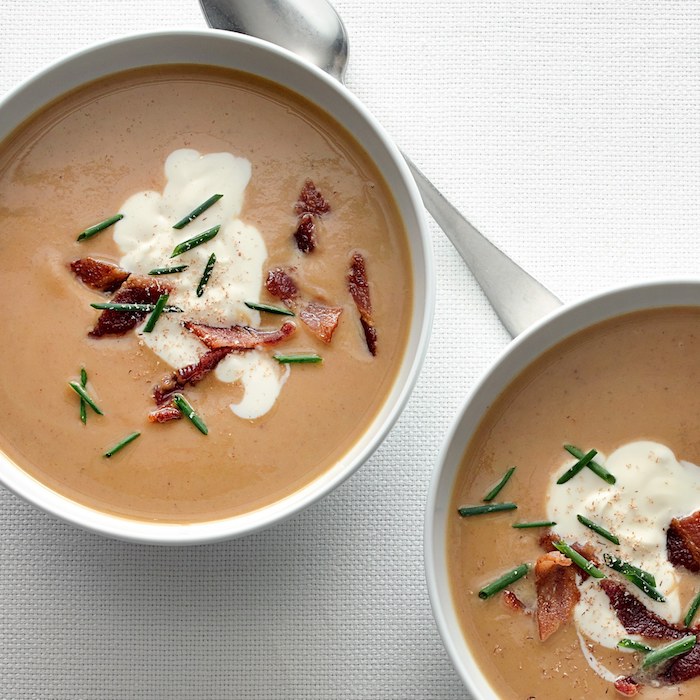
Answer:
546;441;700;649
112;148;289;420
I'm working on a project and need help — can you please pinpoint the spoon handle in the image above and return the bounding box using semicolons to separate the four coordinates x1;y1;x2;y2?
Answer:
404;156;562;337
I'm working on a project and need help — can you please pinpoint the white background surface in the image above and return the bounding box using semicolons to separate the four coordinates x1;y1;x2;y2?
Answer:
1;1;700;698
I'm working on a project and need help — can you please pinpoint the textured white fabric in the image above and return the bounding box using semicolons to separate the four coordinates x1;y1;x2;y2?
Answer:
1;1;699;698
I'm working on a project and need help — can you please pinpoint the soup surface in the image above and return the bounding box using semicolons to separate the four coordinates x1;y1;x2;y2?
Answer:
0;65;412;522
448;308;700;699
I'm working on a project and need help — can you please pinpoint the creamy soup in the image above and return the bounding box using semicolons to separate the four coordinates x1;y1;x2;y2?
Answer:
449;308;700;699
0;65;412;522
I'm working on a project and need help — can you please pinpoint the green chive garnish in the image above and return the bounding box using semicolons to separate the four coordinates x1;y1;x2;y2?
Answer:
553;540;606;578
148;265;189;276
172;194;223;229
556;448;598;484
196;253;216;297
512;521;557;529
143;294;169;333
483;466;516;502
90;302;183;313
244;301;295;317
685;590;700;627
273;353;323;364
104;431;141;458
641;635;696;670
577;514;620;544
172;394;208;435
603;554;664;601
69;381;103;416
76;213;123;241
564;444;616;484
170;224;220;257
478;563;529;599
458;503;517;517
79;367;88;425
618;638;653;653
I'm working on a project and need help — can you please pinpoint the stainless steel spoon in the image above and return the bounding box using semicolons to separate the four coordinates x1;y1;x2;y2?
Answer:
199;0;562;337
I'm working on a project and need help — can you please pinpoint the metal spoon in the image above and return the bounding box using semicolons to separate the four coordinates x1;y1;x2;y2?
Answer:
199;0;562;337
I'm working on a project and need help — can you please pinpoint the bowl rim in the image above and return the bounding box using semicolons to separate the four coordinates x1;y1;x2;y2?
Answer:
424;277;700;698
0;28;435;545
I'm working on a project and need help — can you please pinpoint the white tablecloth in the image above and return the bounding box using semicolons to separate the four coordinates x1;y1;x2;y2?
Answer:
1;1;699;698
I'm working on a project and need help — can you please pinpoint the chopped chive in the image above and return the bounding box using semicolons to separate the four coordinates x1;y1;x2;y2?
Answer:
603;554;664;601
68;381;103;416
478;563;529;599
618;638;653;653
273;353;323;364
172;194;223;229
76;213;123;241
553;540;606;579
172;394;208;435
641;635;696;670
90;302;183;313
564;444;616;484
577;514;620;545
143;294;169;333
244;301;295;317
556;448;598;484
104;431;141;458
684;589;700;627
196;253;217;297
148;265;189;275
458;502;517;517
512;520;557;529
483;466;516;502
79;367;88;425
170;224;220;257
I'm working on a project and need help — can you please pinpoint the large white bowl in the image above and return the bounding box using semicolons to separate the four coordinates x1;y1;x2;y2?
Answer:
0;29;434;544
425;279;700;698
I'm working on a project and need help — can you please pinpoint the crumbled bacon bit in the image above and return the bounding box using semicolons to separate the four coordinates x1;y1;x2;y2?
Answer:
614;676;640;696
348;252;377;356
265;268;298;302
662;638;700;684
502;589;525;612
70;257;130;292
89;276;169;337
600;580;684;640
535;551;580;641
153;347;232;405
538;532;599;581
667;511;700;572
147;403;182;423
294;179;331;217
294;213;317;254
184;320;296;350
299;302;343;344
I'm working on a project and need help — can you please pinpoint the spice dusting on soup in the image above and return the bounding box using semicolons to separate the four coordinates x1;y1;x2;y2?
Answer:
0;65;412;522
449;308;700;699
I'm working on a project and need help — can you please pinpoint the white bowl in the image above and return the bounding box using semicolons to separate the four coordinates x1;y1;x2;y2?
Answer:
0;29;434;545
425;279;700;698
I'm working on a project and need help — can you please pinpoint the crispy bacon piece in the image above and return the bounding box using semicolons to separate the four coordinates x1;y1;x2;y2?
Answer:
89;276;169;337
147;403;182;423
667;510;700;572
600;580;684;640
502;590;526;613
153;347;232;405
70;257;130;292
348;252;377;356
184;320;296;350
294;213;317;254
535;551;580;641
294;179;331;217
299;302;343;344
265;268;298;303
662;639;700;684
613;677;640;696
538;532;599;582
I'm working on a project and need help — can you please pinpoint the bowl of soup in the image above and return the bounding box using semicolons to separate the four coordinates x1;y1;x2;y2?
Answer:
0;29;433;544
426;280;700;699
